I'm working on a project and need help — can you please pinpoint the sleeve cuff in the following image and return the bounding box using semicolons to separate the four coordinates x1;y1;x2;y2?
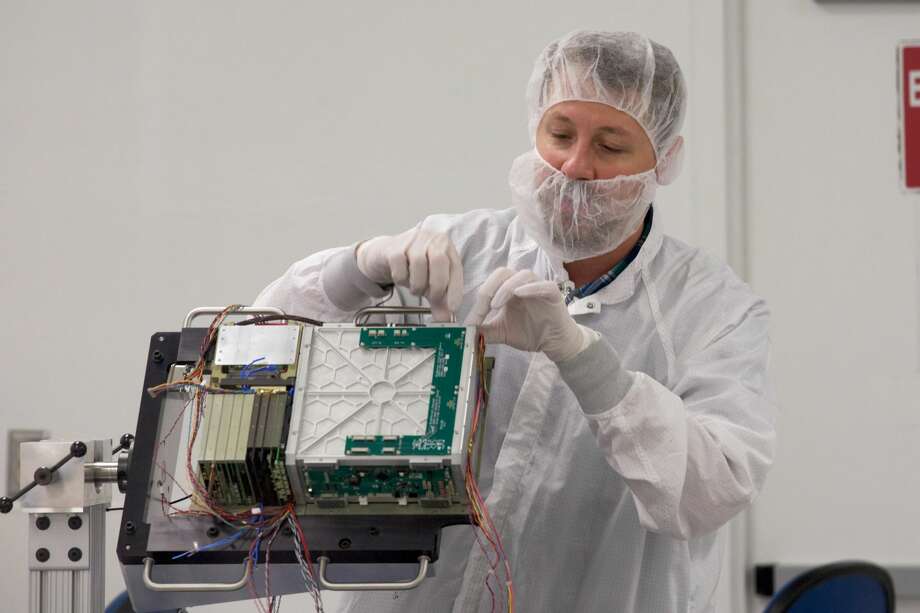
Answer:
556;335;636;415
320;245;391;311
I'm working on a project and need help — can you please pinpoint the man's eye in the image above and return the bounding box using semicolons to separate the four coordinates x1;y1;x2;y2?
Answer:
601;144;625;154
551;132;571;140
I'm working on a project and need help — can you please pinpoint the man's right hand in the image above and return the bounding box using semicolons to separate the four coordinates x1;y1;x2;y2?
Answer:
356;228;464;322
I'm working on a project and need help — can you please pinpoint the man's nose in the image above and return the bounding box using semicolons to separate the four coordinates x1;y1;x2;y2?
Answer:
559;144;595;180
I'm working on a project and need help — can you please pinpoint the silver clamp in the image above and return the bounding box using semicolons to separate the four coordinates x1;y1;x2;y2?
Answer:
316;555;431;591
142;557;251;592
183;306;285;329
567;295;602;316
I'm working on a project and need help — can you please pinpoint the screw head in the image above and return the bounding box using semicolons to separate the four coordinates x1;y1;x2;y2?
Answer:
68;515;83;530
35;516;51;531
0;497;12;514
338;538;352;550
124;520;136;535
368;526;380;537
207;526;220;538
119;433;135;450
71;441;87;458
152;350;164;364
35;548;50;563
34;467;53;485
67;547;82;562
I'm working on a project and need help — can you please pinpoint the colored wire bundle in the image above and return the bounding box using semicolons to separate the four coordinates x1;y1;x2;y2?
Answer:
171;527;245;560
465;334;515;613
246;505;321;613
145;305;324;612
287;513;323;610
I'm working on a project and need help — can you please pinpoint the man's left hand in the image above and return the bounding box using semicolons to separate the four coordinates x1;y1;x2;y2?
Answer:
465;268;597;362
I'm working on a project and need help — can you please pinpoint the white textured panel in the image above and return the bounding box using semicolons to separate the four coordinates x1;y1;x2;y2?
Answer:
214;324;301;366
293;327;434;459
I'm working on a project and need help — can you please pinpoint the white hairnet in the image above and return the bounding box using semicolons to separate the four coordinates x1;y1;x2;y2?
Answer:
510;30;688;262
525;30;687;184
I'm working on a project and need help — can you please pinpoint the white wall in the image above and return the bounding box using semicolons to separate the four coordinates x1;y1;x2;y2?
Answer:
744;0;920;611
0;2;731;612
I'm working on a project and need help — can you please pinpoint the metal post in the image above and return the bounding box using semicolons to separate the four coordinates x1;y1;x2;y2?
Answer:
28;505;106;613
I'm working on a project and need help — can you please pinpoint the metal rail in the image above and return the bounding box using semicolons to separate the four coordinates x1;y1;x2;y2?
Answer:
183;306;285;329
142;558;252;592
317;555;430;591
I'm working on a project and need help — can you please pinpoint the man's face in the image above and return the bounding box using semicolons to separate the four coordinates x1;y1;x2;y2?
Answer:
535;100;657;181
520;100;658;258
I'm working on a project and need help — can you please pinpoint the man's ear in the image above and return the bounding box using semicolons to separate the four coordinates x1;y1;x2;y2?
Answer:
655;135;684;186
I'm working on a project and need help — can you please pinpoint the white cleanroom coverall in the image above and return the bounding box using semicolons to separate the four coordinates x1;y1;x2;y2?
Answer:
253;206;777;612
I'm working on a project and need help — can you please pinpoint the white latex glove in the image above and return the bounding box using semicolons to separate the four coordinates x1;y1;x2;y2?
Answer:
356;228;464;322
464;268;597;362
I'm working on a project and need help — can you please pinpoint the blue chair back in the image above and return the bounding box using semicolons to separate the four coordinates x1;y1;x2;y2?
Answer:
764;561;894;613
106;590;186;613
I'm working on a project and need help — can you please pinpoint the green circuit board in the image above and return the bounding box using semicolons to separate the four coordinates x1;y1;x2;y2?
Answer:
343;326;467;456
303;465;456;505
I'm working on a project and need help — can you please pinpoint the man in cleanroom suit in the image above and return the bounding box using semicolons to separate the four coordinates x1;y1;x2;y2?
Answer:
254;30;776;613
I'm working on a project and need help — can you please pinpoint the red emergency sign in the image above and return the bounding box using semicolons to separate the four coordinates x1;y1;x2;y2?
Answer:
900;41;920;191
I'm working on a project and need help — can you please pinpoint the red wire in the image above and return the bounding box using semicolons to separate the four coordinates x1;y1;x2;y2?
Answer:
465;335;515;612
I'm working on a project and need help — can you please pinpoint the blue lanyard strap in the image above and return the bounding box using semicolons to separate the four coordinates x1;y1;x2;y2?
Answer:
564;207;654;305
